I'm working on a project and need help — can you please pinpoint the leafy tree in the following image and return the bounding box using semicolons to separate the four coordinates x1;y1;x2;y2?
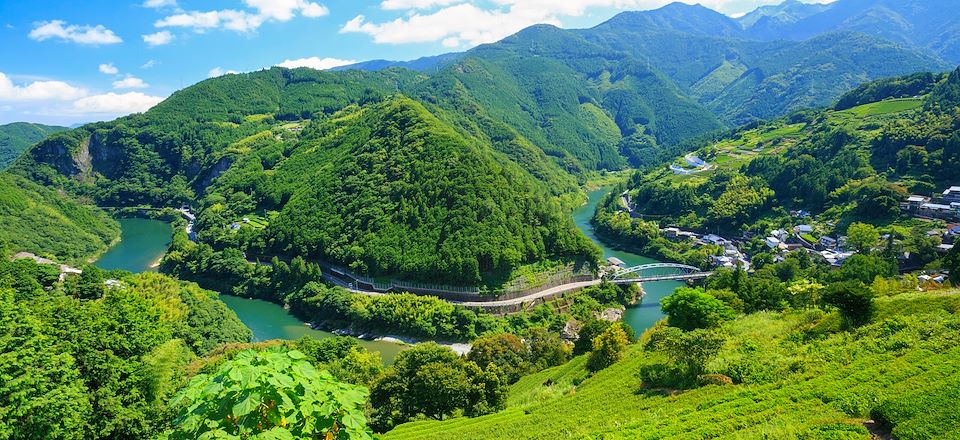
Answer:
660;287;737;331
832;254;897;284
525;327;571;369
467;333;529;383
646;327;726;380
370;343;505;431
823;281;875;327
0;289;91;440
945;245;960;285
296;336;361;364
587;323;629;372
846;222;880;253
328;347;385;388
574;320;635;355
163;349;374;440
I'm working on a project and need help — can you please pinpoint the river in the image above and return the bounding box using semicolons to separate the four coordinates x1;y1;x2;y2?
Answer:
571;188;681;333
96;188;674;359
95;218;405;362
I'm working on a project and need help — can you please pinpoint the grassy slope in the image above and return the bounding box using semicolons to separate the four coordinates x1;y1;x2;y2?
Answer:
0;173;119;262
658;96;922;187
386;290;960;439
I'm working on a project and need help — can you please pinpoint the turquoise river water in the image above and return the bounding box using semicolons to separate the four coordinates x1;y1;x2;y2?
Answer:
95;189;679;361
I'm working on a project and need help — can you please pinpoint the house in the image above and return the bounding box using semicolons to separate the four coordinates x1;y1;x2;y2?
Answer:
795;225;814;234
901;195;931;211
942;186;960;203
229;222;242;230
702;234;728;246
771;229;789;241
606;257;626;268
919;203;956;220
765;236;782;249
939;244;956;254
790;210;811;219
820;236;838;249
11;252;82;281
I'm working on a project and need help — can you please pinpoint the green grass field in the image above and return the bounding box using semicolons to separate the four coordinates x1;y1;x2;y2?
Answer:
385;290;960;439
836;98;924;118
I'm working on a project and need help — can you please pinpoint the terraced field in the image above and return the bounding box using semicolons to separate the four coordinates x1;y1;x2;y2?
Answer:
385;290;960;439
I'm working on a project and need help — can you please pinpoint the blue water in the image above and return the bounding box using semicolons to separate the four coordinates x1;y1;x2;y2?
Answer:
571;188;682;334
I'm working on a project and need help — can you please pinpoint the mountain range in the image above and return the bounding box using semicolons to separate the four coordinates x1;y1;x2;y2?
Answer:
4;0;960;281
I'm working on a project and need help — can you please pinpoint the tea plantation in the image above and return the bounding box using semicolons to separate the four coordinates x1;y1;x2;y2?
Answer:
386;290;960;439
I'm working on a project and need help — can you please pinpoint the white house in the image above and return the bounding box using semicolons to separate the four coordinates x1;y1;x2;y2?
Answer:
766;236;782;249
795;225;814;234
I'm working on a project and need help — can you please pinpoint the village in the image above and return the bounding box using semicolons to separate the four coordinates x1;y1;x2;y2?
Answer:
618;184;960;287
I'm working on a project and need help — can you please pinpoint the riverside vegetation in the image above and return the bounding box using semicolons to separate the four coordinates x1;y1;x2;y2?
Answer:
3;1;960;438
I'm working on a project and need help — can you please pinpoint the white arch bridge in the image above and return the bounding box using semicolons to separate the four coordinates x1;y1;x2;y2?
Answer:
607;263;713;284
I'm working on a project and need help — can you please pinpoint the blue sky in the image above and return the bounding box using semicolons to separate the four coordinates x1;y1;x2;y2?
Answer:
0;0;833;125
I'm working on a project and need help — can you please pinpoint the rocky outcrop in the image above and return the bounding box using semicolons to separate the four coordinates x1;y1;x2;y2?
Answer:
196;156;234;191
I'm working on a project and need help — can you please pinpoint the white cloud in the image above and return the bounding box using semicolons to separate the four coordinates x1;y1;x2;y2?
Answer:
208;67;240;78
275;57;356;70
141;59;159;69
441;37;460;47
155;0;327;33
0;72;88;101
341;4;560;46
345;0;840;47
98;63;119;75
71;92;164;114
112;75;149;89
28;20;122;45
142;30;174;46
245;0;329;20
143;0;177;8
381;0;460;10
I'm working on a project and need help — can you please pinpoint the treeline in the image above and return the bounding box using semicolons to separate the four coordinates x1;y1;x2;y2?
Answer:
0;258;251;439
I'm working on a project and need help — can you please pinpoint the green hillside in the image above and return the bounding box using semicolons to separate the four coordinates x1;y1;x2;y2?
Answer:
250;97;600;284
385;290;960;439
0;173;118;263
579;4;950;124
0;122;67;169
600;68;960;248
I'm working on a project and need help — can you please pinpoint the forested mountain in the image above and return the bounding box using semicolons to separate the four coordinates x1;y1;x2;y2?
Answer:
0;173;118;263
578;4;949;124
0;122;67;168
10;68;601;284
738;0;831;37
598;68;960;269
6;0;957;284
211;97;600;284
743;0;960;63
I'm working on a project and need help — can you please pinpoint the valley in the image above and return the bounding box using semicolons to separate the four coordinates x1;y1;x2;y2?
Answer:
3;0;960;438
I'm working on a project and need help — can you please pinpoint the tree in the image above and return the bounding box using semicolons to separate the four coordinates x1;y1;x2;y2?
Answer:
832;254;897;284
369;343;505;431
329;347;385;388
408;362;471;420
822;281;875;327
944;245;960;285
846;222;880;253
0;290;91;440
660;287;737;331
467;333;529;383
525;327;571;369
587;324;629;372
574;320;634;355
644;327;726;382
163;349;374;440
